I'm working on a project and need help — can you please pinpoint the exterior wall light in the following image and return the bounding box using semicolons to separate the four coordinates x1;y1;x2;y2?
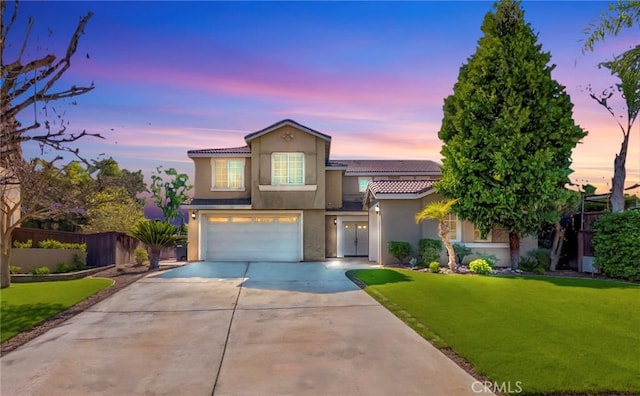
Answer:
375;205;380;214
191;211;197;220
333;218;337;226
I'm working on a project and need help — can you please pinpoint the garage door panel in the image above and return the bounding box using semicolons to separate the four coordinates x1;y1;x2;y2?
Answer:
205;214;301;261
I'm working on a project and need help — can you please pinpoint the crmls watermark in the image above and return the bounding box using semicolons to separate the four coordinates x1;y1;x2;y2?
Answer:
471;380;523;394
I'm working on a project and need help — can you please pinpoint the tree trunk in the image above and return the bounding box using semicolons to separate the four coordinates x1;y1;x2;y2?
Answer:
611;133;629;213
439;221;457;271
1;243;10;289
549;222;565;271
509;232;520;270
149;248;161;269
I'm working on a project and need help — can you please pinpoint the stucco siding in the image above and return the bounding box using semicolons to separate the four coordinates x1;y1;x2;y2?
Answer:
303;210;325;261
250;126;327;210
325;170;343;209
379;199;423;265
325;215;337;257
187;213;199;261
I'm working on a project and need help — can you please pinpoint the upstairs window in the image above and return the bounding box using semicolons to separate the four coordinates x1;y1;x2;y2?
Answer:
358;177;372;193
272;153;304;185
212;159;244;190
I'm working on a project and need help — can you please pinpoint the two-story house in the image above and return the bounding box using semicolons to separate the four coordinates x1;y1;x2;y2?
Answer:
183;119;536;266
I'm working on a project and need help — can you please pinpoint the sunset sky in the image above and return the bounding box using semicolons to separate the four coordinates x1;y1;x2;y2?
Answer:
9;1;640;195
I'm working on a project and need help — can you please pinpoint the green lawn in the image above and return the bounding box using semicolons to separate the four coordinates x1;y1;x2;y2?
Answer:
0;278;113;342
351;269;640;395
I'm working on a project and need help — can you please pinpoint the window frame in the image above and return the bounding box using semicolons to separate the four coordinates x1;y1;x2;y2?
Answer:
473;226;492;242
444;213;462;242
271;152;305;186
211;158;245;191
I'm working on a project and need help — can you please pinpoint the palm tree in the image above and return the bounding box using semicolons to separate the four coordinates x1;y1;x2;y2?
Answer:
416;199;458;271
130;220;178;269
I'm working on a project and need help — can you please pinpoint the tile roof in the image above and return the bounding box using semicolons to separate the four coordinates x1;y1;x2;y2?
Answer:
367;179;436;196
187;146;250;157
340;160;441;175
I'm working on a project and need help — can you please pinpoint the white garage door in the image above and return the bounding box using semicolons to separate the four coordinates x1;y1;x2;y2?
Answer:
205;213;301;261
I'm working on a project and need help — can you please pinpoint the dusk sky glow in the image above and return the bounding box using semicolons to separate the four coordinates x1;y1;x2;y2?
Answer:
10;1;640;194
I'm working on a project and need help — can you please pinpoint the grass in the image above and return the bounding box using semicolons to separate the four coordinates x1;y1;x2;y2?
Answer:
0;278;113;342
351;269;640;395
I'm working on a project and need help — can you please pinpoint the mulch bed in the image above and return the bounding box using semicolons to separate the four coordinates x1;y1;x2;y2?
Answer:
1;264;173;356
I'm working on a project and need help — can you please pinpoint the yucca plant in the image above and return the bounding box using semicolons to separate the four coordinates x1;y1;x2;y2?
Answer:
129;220;178;269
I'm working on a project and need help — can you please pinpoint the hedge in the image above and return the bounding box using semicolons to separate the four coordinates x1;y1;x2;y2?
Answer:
592;210;640;281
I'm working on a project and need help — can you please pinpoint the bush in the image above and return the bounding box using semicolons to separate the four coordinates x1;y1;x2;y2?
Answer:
54;262;73;273
452;243;472;264
71;254;87;271
387;241;411;264
13;240;32;248
32;266;51;275
469;259;493;275
474;252;498;267
134;247;149;265
593;210;640;281
519;248;550;274
38;239;87;251
9;265;21;274
418;238;442;265
429;261;440;273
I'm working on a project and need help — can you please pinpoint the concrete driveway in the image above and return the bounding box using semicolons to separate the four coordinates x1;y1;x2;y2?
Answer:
1;261;490;396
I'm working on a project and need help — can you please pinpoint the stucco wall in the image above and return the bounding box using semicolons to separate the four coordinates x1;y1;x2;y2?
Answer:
342;175;362;202
303;210;325;261
325;170;343;209
379;199;423;265
187;214;199;261
250;126;327;210
192;157;251;199
325;215;337;257
10;249;87;273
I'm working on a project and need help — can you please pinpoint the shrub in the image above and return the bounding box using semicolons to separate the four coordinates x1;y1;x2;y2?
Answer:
71;254;87;271
519;248;550;274
9;265;21;274
429;261;440;273
387;241;412;264
469;259;493;275
13;240;32;248
418;238;442;265
32;266;51;275
474;252;498;267
452;243;472;264
54;263;73;273
134;247;149;265
38;239;87;251
593;210;640;281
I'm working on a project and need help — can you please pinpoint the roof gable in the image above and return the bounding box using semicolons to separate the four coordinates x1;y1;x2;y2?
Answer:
244;119;332;143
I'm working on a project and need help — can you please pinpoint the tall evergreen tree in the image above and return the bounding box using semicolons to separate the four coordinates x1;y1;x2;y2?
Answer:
436;0;587;269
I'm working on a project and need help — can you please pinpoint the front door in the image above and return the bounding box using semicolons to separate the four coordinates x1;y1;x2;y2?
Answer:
343;222;369;257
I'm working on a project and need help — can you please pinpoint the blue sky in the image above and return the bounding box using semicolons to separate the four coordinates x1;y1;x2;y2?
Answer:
8;1;640;194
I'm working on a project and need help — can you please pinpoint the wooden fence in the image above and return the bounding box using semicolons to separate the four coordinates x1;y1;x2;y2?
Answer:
11;228;142;267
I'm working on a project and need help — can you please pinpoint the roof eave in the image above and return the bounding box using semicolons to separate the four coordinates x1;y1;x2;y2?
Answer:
345;171;442;177
188;152;252;158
